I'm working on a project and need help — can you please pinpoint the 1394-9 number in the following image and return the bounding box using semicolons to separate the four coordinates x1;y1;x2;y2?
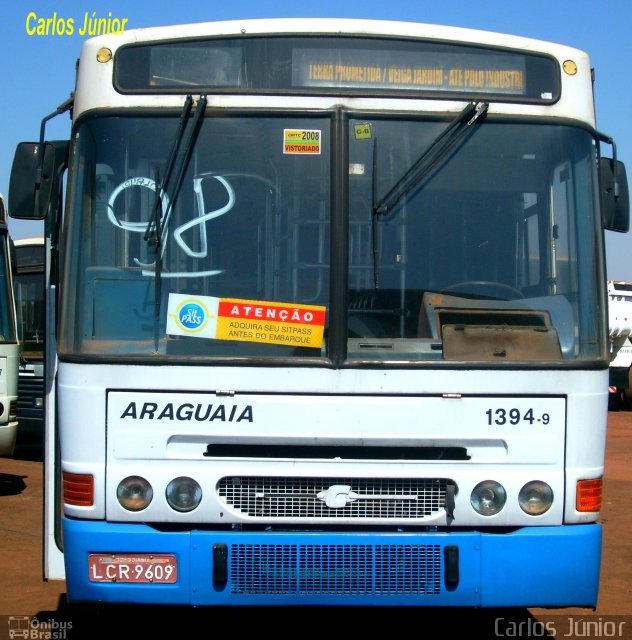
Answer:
486;408;550;426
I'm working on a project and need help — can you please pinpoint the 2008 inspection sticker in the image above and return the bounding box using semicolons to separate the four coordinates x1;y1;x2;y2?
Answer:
283;129;321;154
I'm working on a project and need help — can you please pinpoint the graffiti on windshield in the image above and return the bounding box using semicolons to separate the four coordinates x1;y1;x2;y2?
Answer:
106;173;242;278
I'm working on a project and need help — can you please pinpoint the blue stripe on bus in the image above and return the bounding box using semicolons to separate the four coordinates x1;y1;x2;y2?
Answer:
63;518;600;607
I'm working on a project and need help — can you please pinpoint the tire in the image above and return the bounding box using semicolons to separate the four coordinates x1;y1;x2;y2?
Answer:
609;390;622;412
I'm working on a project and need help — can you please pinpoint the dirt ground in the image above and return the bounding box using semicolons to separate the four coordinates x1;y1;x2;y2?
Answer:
0;412;630;638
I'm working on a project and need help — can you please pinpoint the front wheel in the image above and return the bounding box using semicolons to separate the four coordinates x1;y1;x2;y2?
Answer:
608;390;622;412
621;388;632;411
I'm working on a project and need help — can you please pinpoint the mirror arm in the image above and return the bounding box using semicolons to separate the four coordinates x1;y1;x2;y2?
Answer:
598;131;619;198
35;94;74;190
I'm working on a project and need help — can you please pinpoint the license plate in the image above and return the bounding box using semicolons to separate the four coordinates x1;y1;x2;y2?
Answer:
89;554;177;583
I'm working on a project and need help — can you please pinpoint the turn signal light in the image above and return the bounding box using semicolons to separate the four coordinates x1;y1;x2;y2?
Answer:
576;478;603;512
63;472;94;507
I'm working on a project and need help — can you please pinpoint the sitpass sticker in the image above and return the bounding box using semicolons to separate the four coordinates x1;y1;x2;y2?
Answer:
283;129;321;154
167;294;326;348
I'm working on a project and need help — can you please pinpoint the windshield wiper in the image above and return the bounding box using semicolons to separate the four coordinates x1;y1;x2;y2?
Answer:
145;94;208;352
159;94;208;238
372;101;488;217
144;95;193;248
370;101;488;288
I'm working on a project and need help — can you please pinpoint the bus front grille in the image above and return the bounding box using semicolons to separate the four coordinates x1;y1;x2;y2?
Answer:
230;543;442;595
217;476;450;519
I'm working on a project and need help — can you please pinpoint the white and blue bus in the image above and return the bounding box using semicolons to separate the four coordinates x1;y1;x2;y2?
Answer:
8;18;630;607
0;195;19;456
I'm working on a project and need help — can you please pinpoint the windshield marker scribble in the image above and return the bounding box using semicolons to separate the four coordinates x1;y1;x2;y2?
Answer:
174;174;235;259
107;174;237;278
107;177;171;234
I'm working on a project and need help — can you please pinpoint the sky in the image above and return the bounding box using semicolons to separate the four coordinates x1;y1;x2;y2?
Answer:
1;0;631;280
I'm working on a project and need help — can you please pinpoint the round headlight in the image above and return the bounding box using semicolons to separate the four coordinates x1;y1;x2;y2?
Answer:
519;481;553;515
471;480;506;516
117;476;153;511
166;476;202;512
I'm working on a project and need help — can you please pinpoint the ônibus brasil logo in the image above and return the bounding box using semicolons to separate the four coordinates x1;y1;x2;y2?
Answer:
174;299;210;333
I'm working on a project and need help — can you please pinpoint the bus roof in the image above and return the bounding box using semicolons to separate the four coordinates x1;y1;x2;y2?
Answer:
88;18;586;54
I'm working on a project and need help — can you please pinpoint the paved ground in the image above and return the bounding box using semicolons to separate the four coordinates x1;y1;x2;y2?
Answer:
0;413;630;638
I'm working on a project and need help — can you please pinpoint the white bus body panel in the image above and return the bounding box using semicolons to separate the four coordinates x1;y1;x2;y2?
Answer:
55;364;606;533
44;274;65;579
0;347;19;455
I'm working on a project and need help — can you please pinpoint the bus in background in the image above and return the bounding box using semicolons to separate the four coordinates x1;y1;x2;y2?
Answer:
13;237;46;445
608;279;632;410
0;195;19;456
8;19;630;607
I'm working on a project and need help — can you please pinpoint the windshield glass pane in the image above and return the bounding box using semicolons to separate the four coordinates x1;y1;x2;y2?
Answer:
61;114;604;364
61;115;331;358
347;119;603;361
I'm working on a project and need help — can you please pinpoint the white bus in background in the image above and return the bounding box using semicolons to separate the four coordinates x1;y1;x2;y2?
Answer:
13;237;46;445
8;18;631;608
608;279;632;410
0;195;19;456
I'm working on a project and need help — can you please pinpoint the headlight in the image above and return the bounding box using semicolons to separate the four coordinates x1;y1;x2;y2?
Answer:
117;476;153;511
166;476;202;512
519;481;553;515
470;480;506;516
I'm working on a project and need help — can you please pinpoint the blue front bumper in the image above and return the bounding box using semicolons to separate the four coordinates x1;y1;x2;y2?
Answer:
63;518;601;607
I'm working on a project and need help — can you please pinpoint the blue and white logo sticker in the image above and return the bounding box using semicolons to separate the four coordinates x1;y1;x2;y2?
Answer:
177;301;207;332
166;294;219;339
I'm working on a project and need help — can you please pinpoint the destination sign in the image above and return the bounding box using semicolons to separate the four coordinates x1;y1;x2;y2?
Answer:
115;35;559;102
293;49;526;95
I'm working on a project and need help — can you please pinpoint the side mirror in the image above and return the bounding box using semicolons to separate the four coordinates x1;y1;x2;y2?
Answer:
600;158;629;233
9;141;68;220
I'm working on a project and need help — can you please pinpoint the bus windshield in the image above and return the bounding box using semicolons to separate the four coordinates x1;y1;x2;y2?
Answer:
61;113;604;363
14;241;45;361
